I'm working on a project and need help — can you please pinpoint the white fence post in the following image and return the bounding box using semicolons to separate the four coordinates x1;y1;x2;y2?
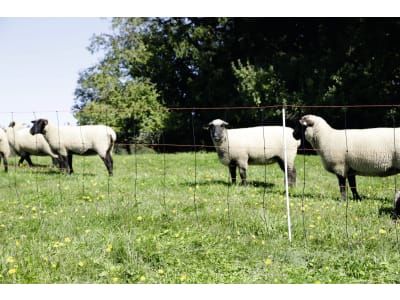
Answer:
282;105;292;242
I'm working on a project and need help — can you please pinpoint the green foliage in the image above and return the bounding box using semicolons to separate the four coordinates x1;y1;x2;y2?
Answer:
1;153;400;283
74;18;400;144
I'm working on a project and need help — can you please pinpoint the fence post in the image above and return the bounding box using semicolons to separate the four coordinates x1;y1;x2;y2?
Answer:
282;105;292;242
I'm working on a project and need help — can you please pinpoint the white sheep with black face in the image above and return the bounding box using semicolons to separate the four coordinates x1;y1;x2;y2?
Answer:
0;128;10;172
206;119;300;186
30;119;116;175
294;114;400;201
6;121;60;167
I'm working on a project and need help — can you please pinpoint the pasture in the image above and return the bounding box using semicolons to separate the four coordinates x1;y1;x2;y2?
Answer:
0;151;400;283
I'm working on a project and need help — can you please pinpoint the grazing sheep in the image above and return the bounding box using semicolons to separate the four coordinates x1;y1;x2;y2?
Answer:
206;119;300;186
30;119;116;175
6;121;60;167
293;114;400;201
0;128;10;172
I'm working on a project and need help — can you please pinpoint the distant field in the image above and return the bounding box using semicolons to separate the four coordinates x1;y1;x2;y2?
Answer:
1;152;400;283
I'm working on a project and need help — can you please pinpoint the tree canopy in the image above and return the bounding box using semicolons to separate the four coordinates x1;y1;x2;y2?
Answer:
73;17;400;147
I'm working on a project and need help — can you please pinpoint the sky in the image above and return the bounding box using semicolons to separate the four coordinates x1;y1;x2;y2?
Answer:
0;17;111;127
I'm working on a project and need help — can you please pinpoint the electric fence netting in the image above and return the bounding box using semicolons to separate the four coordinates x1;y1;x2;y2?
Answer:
1;104;400;272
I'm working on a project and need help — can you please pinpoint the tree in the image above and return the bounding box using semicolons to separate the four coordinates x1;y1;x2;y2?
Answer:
74;18;400;148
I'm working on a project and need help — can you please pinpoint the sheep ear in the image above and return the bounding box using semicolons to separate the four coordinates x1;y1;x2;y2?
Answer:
222;121;229;126
300;116;313;127
44;120;48;125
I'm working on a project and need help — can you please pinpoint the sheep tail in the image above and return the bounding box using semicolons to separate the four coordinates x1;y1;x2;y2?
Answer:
108;129;117;153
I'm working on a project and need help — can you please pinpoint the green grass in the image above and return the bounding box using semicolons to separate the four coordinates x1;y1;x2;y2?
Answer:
1;152;400;283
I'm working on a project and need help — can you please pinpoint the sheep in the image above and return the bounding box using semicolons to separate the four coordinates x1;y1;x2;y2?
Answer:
6;121;60;167
394;191;400;216
293;114;400;201
0;128;10;172
30;119;116;175
206;119;300;186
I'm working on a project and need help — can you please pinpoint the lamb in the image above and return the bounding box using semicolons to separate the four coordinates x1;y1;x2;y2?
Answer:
6;121;60;167
206;119;300;186
0;128;10;172
30;119;116;175
293;114;400;201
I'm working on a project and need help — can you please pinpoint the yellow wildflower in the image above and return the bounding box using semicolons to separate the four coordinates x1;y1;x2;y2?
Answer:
139;276;146;282
106;244;113;253
78;261;84;267
8;268;17;275
180;274;187;282
379;229;387;235
265;258;272;266
158;269;165;275
7;256;15;264
64;237;72;243
137;216;143;221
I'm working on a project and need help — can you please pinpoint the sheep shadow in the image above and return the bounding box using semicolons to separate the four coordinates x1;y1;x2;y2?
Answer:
183;180;275;189
30;167;97;177
378;206;398;220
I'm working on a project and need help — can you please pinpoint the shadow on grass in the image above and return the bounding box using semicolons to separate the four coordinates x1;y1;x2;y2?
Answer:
183;180;275;189
378;205;397;220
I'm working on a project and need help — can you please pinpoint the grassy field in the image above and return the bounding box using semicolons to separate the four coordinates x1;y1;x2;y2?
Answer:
1;151;400;283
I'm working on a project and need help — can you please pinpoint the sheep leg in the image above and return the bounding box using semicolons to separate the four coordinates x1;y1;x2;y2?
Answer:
288;167;297;187
1;153;8;172
238;165;247;186
228;161;237;184
67;154;74;174
348;175;362;201
58;155;70;173
22;155;34;167
277;158;296;187
337;175;347;200
102;152;114;175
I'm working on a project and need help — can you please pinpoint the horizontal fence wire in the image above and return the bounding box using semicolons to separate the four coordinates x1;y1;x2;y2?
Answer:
0;104;400;252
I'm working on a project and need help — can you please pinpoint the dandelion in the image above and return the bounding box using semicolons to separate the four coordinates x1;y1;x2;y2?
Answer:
315;280;321;284
15;240;21;247
7;256;16;264
309;224;315;229
106;244;113;253
158;269;165;275
8;268;17;275
64;237;72;243
53;242;65;248
78;261;84;267
180;274;187;282
112;277;119;283
379;229;387;235
31;206;37;212
265;258;272;266
51;263;57;268
139;276;146;282
137;216;143;221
